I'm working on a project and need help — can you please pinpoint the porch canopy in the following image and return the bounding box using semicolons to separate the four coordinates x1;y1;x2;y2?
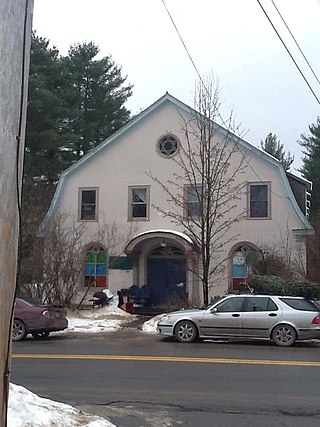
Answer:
125;229;197;254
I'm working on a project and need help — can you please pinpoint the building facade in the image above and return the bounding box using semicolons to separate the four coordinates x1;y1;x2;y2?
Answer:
41;93;312;305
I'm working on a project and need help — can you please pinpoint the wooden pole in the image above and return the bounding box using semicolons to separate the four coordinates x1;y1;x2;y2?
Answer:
0;1;33;426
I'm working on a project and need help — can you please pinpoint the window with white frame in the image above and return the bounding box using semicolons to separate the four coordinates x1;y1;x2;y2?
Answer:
248;183;270;218
185;185;202;217
79;188;98;221
129;186;150;220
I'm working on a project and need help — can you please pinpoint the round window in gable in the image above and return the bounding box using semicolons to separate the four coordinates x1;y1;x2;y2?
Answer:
157;134;179;157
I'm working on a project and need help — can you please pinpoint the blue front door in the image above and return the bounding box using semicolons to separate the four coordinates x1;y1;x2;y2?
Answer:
147;258;186;305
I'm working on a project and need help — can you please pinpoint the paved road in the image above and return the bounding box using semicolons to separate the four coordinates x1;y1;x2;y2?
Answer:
11;322;320;427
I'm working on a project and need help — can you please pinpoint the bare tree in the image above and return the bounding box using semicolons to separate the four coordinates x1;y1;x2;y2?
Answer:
150;79;247;304
19;214;86;307
94;219;138;264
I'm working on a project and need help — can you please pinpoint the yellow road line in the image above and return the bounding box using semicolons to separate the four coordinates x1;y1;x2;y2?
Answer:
12;354;320;367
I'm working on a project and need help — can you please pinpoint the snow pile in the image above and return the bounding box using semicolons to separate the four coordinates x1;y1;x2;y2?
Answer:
8;383;115;427
141;314;163;334
59;297;134;335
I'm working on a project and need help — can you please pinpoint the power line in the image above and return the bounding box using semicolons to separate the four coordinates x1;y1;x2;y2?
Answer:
256;0;320;104
271;0;320;87
160;0;298;200
160;0;206;90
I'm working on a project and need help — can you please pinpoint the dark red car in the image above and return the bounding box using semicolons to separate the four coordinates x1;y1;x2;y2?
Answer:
13;297;68;341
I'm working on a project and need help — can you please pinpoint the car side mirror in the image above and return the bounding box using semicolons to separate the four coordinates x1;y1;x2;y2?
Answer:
211;307;218;314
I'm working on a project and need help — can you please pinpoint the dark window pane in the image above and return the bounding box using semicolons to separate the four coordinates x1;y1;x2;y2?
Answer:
250;201;268;217
82;190;96;204
132;189;146;203
131;188;147;218
132;204;147;218
81;204;96;220
250;184;268;218
250;185;267;201
280;298;318;311
246;297;278;312
187;185;201;217
81;190;96;220
216;297;245;312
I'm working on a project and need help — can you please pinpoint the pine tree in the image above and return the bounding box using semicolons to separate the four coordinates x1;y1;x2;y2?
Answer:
62;42;133;160
300;118;320;219
260;133;294;171
25;33;70;183
25;36;133;181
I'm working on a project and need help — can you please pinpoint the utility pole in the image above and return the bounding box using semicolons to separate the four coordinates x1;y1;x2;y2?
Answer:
0;1;33;426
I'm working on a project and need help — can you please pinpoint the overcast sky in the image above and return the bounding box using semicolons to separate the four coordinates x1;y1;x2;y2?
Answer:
32;0;320;172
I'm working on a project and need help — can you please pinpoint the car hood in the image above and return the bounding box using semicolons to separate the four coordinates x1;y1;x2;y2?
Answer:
170;308;205;317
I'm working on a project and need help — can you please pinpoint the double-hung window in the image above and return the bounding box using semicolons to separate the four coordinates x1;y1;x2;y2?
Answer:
185;185;202;217
129;186;150;220
248;183;270;218
79;188;98;221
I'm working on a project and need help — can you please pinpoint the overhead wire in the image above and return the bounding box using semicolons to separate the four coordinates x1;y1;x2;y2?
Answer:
160;0;206;91
271;0;320;87
160;0;290;200
256;0;320;104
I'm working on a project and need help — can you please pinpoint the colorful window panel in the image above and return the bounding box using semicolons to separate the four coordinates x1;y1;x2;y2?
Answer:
84;248;108;287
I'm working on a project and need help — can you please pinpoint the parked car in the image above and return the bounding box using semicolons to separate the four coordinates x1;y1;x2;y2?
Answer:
13;297;68;341
157;294;320;346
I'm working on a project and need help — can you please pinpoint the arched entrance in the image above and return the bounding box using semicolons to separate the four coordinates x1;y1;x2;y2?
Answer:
125;230;199;306
147;245;187;305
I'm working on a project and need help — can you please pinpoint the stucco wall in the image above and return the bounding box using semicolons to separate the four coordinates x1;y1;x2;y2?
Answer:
50;100;310;300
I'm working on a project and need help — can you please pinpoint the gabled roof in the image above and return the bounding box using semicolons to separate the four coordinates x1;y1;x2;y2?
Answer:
41;92;312;232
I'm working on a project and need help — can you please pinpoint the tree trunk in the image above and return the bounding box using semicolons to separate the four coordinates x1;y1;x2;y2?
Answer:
0;1;33;425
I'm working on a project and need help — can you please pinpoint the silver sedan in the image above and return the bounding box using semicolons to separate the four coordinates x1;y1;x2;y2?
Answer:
157;294;320;346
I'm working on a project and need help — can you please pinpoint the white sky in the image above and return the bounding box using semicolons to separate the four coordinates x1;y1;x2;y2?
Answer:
32;0;320;171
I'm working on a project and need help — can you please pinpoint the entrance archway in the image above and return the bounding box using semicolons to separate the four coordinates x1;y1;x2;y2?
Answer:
147;246;187;305
125;229;199;305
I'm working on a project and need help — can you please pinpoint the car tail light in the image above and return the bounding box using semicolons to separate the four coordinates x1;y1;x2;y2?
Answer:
42;310;51;319
311;315;320;325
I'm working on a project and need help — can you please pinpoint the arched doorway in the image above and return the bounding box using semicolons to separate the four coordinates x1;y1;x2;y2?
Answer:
147;245;187;305
125;230;199;306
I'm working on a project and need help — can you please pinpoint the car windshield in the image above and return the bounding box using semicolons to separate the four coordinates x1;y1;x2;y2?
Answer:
280;298;319;312
202;295;227;310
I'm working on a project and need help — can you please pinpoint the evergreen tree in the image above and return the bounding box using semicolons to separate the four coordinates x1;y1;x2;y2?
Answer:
25;33;70;183
62;42;133;160
300;118;320;219
25;36;133;181
260;132;294;171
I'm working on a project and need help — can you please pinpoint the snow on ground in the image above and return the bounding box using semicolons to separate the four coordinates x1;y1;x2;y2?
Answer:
142;314;163;334
8;383;116;427
56;297;137;335
8;297;162;426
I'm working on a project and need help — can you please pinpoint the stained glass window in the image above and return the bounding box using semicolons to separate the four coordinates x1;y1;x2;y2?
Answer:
84;246;108;287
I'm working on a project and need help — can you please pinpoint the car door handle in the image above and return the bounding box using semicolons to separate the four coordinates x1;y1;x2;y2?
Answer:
268;313;277;317
232;313;240;317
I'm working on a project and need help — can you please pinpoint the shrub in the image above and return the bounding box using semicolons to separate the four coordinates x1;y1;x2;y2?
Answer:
249;275;320;300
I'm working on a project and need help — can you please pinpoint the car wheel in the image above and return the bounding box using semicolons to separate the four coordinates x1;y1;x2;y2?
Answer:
272;324;296;347
12;319;27;341
32;331;50;340
175;320;198;343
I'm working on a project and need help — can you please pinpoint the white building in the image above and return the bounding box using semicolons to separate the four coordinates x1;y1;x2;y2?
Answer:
41;93;312;305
